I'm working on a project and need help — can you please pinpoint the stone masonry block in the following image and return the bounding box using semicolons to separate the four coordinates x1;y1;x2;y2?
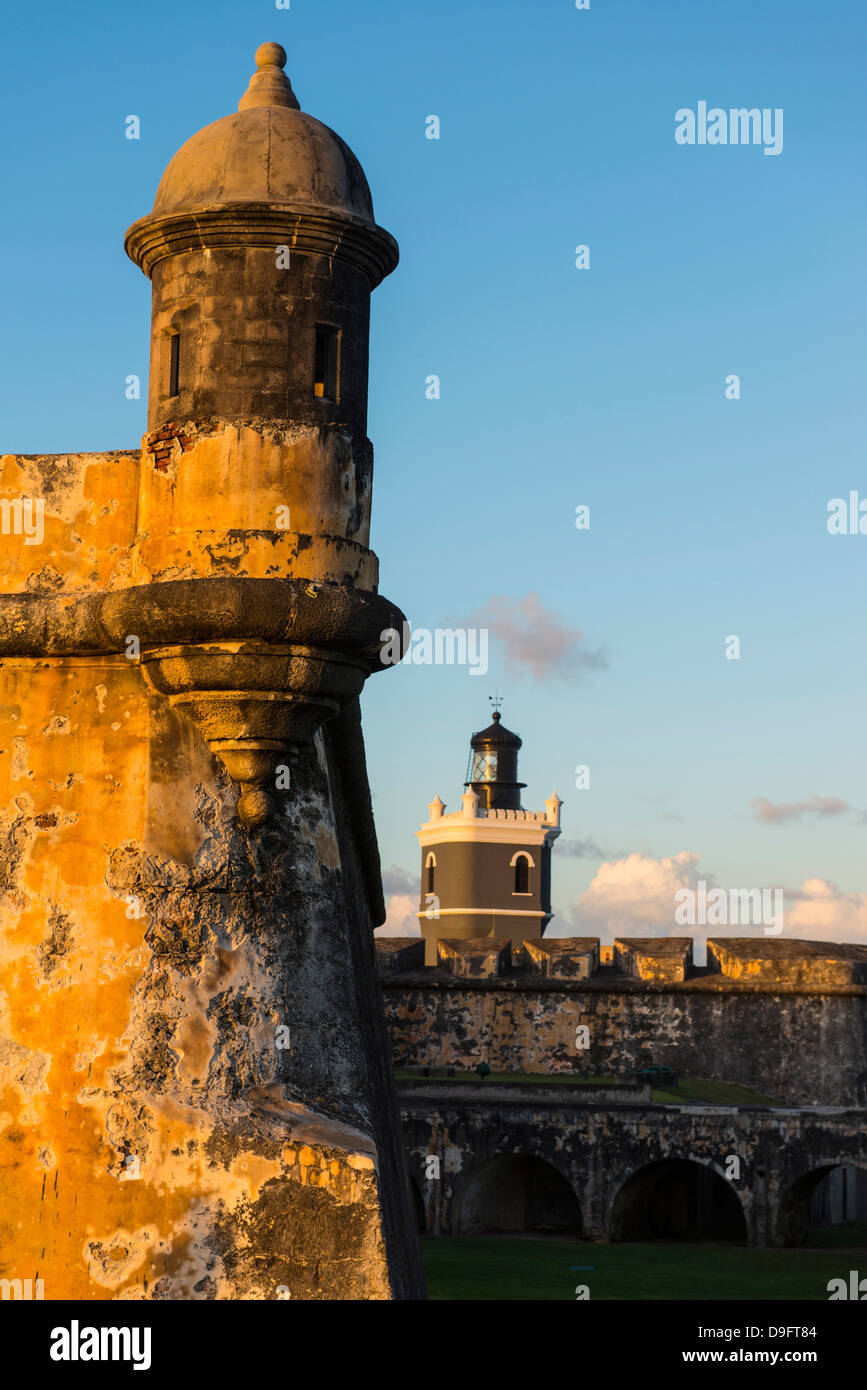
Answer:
521;937;599;979
437;937;511;979
615;937;693;983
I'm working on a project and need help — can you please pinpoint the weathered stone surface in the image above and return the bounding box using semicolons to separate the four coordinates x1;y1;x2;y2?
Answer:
0;44;425;1300
375;938;425;977
615;936;693;983
708;937;867;986
134;420;380;586
521;937;599;979
437;937;511;978
381;952;867;1106
125;49;397;434
399;1093;867;1246
0;653;423;1296
0;450;138;593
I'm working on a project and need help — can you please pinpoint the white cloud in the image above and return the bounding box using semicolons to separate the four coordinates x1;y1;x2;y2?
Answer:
381;865;417;896
374;892;420;938
783;877;867;944
549;850;704;940
548;852;867;949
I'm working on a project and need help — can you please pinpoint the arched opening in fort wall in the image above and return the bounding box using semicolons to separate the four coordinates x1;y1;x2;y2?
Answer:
777;1164;867;1247
457;1155;582;1236
611;1159;747;1243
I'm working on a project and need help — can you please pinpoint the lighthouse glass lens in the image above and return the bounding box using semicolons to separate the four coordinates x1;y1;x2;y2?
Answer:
472;753;498;781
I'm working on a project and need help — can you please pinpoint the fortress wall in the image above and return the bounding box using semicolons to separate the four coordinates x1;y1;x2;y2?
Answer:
0;451;138;592
379;938;867;1107
0;450;418;1299
0;639;404;1297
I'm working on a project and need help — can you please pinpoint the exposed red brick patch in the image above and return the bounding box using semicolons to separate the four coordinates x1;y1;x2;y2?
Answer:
146;421;200;471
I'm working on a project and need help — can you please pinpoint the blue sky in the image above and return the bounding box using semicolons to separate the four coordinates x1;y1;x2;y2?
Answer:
2;0;866;939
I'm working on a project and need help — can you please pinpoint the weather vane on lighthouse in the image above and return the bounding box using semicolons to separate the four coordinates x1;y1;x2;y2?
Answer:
489;691;503;716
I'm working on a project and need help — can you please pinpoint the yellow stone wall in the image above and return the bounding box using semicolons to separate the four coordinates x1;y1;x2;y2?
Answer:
0;448;395;1298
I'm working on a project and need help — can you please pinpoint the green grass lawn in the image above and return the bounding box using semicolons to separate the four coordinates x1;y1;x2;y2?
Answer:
650;1079;778;1106
420;1225;867;1300
396;1069;778;1107
805;1218;867;1248
395;1069;627;1086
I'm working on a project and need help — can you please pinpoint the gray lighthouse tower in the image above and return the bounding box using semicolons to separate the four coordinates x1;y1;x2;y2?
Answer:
416;711;563;965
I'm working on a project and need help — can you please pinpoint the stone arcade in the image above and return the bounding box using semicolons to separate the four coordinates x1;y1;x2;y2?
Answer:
379;934;867;1245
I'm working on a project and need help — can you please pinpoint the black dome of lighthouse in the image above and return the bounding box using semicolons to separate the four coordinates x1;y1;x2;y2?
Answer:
470;710;522;750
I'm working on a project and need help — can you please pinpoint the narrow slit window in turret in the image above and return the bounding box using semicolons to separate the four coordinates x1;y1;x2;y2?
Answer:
168;332;180;397
313;325;340;400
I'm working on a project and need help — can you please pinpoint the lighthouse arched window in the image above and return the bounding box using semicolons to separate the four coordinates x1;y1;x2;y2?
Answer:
425;852;436;894
510;850;534;895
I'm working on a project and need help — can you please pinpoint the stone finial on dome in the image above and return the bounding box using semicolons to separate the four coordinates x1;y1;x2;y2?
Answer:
238;42;300;112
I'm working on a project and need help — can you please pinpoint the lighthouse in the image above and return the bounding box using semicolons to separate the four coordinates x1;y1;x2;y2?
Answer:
416;710;563;965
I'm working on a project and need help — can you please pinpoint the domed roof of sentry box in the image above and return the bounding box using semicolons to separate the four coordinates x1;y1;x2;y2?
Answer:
150;43;377;224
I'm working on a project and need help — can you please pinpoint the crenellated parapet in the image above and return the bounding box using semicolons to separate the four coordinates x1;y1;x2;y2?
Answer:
378;935;867;989
378;936;867;1108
